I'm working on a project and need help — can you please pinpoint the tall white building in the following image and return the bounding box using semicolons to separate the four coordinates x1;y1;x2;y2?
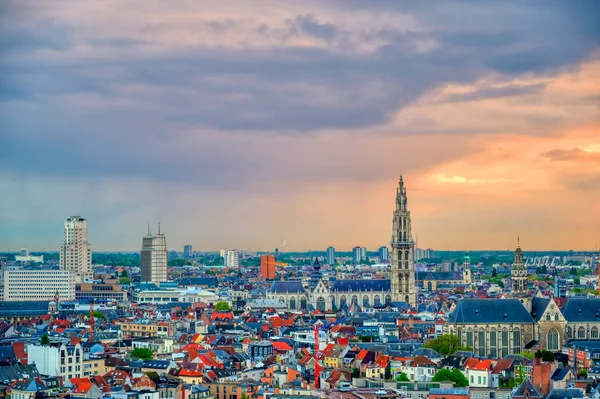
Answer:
3;269;75;301
141;226;168;284
27;343;83;380
226;250;239;268
60;215;93;282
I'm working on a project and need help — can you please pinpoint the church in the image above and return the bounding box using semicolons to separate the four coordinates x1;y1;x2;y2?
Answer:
445;241;600;356
267;176;417;311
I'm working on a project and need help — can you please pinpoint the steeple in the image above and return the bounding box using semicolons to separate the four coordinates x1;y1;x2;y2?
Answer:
511;237;528;297
390;175;416;307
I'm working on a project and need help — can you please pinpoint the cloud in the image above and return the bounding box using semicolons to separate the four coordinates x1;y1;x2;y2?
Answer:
1;0;599;250
541;148;600;162
87;37;154;48
440;83;547;103
288;14;337;42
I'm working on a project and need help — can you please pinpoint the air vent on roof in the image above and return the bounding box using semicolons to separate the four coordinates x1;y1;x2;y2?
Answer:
503;313;507;319
579;309;582;313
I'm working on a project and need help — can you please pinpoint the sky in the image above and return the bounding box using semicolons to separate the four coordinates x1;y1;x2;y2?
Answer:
1;1;599;252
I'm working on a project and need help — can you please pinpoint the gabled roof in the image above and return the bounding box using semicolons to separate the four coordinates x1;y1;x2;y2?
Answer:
330;279;390;292
448;299;534;324
531;297;551;321
270;281;305;294
562;298;600;322
513;378;544;398
546;388;585;399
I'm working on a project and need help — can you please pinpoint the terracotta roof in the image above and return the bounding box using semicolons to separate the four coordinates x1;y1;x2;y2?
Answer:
272;341;293;351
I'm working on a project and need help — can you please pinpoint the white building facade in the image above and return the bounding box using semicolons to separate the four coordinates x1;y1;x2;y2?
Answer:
141;228;168;284
27;343;83;380
3;269;75;301
226;250;239;268
60;215;93;282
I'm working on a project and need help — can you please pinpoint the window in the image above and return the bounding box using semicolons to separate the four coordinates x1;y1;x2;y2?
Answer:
478;329;486;357
467;329;474;349
489;328;497;358
592;327;599;339
513;330;521;354
547;329;559;351
501;328;509;358
578;326;586;339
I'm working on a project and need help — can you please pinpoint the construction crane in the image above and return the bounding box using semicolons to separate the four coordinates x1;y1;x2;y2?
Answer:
274;262;289;280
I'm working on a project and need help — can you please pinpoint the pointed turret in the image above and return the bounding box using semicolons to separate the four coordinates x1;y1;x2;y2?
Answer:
511;237;528;297
391;175;416;307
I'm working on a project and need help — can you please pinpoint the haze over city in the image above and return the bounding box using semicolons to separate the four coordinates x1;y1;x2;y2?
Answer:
1;1;599;251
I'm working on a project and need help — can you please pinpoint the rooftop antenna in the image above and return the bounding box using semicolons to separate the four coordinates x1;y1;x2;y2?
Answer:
158;222;161;234
148;223;151;235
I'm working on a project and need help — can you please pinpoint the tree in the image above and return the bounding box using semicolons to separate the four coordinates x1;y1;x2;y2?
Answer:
570;267;578;275
492;268;497;278
351;368;360;378
214;301;231;312
535;349;555;361
579;369;588;378
450;369;469;387
423;334;465;356
120;269;128;278
92;310;105;319
396;372;410;382
131;348;154;361
40;334;50;346
574;276;581;286
119;277;133;284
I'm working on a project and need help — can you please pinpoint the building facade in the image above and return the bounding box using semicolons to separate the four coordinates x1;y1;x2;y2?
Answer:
226;250;239;268
378;246;389;262
75;283;127;302
352;247;361;264
3;269;75;301
260;255;276;280
446;243;600;355
183;245;192;258
268;175;418;311
27;343;83;381
390;176;416;306
141;228;168;285
326;246;336;266
59;215;93;283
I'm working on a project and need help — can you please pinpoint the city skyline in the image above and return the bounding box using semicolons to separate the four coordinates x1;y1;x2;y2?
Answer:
1;1;599;251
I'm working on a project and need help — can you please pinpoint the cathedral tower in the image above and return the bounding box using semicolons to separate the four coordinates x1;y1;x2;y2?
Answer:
511;237;528;297
390;176;416;307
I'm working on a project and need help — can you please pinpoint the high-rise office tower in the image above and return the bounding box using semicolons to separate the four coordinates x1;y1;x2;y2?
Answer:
390;176;416;306
326;246;336;265
60;215;93;283
183;244;192;258
141;225;168;284
352;246;361;264
360;247;367;261
226;250;239;268
261;255;276;279
378;246;389;262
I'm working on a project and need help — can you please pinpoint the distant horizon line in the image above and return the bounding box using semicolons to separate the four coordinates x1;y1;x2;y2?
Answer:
2;248;598;254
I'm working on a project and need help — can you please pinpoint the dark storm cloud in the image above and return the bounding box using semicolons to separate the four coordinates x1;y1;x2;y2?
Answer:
441;83;547;103
0;0;599;187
